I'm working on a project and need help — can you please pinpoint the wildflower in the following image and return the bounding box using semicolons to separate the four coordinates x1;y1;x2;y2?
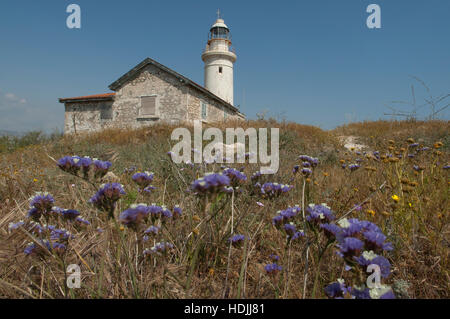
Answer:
260;182;293;198
119;204;149;228
79;156;93;178
413;165;425;172
363;230;393;252
144;242;174;256
93;160;112;179
292;230;305;240
325;279;348;298
354;251;391;278
320;223;343;239
161;206;173;219
443;165;450;170
57;156;81;175
172;205;182;218
29;192;54;214
144;225;160;235
132;171;154;188
191;173;231;195
306;203;335;224
228;234;246;247
366;209;376;217
283;223;296;237
264;263;282;274
301;168;312;177
60;209;80;221
89;183;125;215
292;165;300;174
75;217;91;225
269;254;279;261
391;195;400;202
223;168;247;185
142;185;156;194
337;237;364;258
434;142;443;149
348;164;360;172
33;178;38;183
256;201;264;207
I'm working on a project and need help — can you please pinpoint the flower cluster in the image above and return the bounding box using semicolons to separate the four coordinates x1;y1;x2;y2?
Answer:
27;192;55;220
89;183;126;215
222;168;247;186
228;234;246;247
132;171;154;189
93;160;112;179
265;263;282;275
258;182;293;199
143;242;174;256
191;173;231;195
57;155;112;180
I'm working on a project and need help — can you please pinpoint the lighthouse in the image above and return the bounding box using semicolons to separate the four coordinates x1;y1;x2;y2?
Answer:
202;11;237;106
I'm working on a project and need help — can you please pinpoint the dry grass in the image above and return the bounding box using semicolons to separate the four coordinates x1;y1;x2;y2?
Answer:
0;120;448;299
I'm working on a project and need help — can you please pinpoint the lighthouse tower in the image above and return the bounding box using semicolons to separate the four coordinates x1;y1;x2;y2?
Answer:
201;12;237;106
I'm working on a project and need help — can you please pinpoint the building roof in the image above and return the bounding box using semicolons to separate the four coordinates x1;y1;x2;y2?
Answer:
108;57;242;114
59;93;115;103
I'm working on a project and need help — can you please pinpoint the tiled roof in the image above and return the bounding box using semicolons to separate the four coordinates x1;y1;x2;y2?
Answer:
59;93;115;103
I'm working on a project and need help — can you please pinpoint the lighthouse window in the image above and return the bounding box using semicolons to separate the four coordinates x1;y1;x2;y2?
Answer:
219;67;223;74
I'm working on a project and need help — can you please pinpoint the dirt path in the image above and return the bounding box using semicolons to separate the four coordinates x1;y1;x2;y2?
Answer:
338;135;368;151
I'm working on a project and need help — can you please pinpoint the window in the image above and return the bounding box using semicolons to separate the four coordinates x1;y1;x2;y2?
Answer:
141;96;156;116
100;104;113;120
219;66;223;74
201;101;207;120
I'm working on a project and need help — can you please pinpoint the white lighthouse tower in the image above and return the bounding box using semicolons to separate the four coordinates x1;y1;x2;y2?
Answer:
201;11;237;106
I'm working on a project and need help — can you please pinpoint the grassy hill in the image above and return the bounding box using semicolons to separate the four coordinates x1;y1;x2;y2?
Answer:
0;119;448;298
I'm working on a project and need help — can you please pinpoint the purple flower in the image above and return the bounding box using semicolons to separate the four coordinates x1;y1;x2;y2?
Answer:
354;251;391;278
269;254;279;261
8;221;25;231
29;192;55;215
363;230;393;252
144;242;174;256
301;168;312;176
283;223;296;236
292;231;305;240
348;164;360;172
172;205;182;218
306;204;336;224
260;182;293;198
223;168;247;185
325;280;348;298
337;237;364;258
265;263;282;274
57;156;81;175
144;225;160;235
119;204;149;227
191;173;231;194
320;223;342;239
93;160;112;179
75;217;91;225
60;209;80;220
229;234;246;247
132;171;154;188
89;183;125;214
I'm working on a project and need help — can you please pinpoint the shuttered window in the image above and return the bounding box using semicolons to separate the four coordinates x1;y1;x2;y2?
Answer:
141;96;156;116
201;102;207;120
100;104;113;120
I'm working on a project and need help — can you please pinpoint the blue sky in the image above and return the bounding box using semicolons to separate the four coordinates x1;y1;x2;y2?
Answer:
0;0;449;132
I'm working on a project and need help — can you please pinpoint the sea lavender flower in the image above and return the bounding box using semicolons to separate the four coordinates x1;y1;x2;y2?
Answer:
229;234;246;247
279;206;301;222
251;171;262;181
50;228;73;241
223;168;247;185
269;254;280;261
148;204;163;220
75;217;91;225
144;225;160;235
93;160;112;179
283;223;296;237
306;203;336;224
325;279;348;298
348;164;360;172
80;156;93;178
354;251;391;278
409;143;419;148
57;156;81;175
142;185;156;194
132;171;154;188
144;242;174;256
161;206;173;219
301;168;312;176
292;165;300;174
292;230;305;240
272;214;284;227
172;205;182;218
29;192;54;215
260;182;293;198
119;204;149;228
60;209;80;221
337;237;364;258
442;165;450;170
320;223;343;239
363;230;393;252
191;173;231;195
89;183;126;216
265;263;282;274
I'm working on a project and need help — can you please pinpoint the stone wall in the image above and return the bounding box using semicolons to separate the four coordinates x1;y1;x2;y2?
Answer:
63;64;244;134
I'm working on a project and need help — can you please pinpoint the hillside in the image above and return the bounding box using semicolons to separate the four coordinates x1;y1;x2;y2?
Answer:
0;119;448;299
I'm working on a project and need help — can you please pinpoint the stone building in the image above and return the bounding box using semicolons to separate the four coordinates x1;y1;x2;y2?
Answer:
59;16;244;134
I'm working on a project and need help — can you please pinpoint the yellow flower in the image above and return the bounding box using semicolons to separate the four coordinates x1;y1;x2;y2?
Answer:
392;195;400;202
208;268;215;276
119;226;125;231
193;215;201;222
306;178;311;183
366;209;376;217
381;211;390;217
33;178;38;182
408;202;413;208
323;172;329;177
193;227;200;236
